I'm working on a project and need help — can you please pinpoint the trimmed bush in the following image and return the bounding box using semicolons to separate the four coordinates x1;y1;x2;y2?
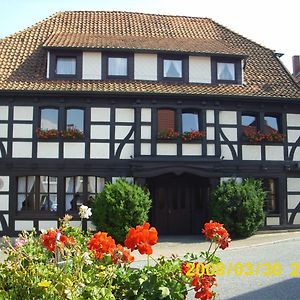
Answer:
91;179;152;243
210;178;266;238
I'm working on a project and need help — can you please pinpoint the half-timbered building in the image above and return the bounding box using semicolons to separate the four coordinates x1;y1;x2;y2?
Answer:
0;11;300;236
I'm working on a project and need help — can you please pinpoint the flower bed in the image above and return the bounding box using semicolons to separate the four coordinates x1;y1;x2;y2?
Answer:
0;207;230;299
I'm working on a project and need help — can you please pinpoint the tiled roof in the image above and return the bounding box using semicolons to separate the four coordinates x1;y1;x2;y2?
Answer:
0;11;299;99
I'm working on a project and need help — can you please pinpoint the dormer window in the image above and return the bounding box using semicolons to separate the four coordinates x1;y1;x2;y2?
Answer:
108;57;128;76
158;54;188;82
212;57;242;84
49;51;82;79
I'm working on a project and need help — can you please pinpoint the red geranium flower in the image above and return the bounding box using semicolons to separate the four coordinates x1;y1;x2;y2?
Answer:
202;221;231;250
124;222;158;255
111;244;134;264
193;274;216;300
41;229;75;252
87;232;116;260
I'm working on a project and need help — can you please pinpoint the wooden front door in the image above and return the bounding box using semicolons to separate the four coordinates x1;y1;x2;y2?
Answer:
148;174;209;235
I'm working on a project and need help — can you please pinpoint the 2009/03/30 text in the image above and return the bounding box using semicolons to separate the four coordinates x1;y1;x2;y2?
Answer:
185;262;300;277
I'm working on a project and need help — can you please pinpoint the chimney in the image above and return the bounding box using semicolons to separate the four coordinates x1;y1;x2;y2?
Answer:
292;56;300;76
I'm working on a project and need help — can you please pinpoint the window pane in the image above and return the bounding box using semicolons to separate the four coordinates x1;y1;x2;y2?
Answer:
18;177;26;193
163;60;182;78
49;177;58;193
41;108;58;130
263;179;278;213
108;57;127;76
17;194;25;211
264;116;279;132
217;62;235;80
157;109;175;132
40;194;57;212
67;109;84;131
56;57;76;75
182;112;199;132
75;176;84;193
242;115;257;127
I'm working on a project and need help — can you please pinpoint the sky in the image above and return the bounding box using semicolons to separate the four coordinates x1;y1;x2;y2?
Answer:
0;0;298;73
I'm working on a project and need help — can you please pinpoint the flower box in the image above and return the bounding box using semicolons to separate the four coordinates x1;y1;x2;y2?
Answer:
243;127;285;144
158;129;206;142
36;128;84;140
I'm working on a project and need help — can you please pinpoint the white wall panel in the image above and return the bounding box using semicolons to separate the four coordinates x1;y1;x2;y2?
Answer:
13;124;32;138
115;108;134;123
39;220;58;231
141;143;151;155
15;220;34;231
37;142;59;158
207;144;215;155
87;220;97;231
141;126;151;139
0;215;8;231
90;143;110;159
242;145;261;160
0;194;9;210
14;106;33;121
0;176;9;192
115;126;134;140
82;52;102;80
141;108;152;122
266;217;280;226
287;178;300;192
219;111;237;125
206;110;215;123
116;143;134;159
220;128;237;141
206;127;215;140
189;56;211;83
134;53;157;81
287;130;300;143
291;147;300;161
0;124;8;138
91;125;110;139
288;213;300;225
157;144;177;155
64;143;85;159
221;144;237;160
265;146;284;161
91;108;110;122
287;195;300;209
0;106;8;120
287;114;300;127
12;142;32;158
182;144;202;156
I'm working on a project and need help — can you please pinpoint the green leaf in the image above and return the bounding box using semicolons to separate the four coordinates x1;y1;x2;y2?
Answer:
159;286;170;298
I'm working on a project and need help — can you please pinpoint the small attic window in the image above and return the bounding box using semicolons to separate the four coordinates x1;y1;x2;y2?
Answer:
217;62;235;81
56;57;76;75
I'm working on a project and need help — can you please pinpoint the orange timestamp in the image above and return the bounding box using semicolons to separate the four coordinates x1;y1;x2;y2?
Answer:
185;262;300;277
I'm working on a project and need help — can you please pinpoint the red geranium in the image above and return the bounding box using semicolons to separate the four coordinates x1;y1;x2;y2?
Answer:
87;232;116;260
41;229;75;252
202;221;231;250
193;274;216;300
124;222;158;255
111;244;134;264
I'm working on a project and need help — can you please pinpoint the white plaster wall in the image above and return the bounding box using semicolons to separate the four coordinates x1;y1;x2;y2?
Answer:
0;124;8;138
287;114;300;127
112;177;134;184
265;146;284;161
70;221;82;228
220;177;243;184
141;126;151;139
37;142;59;158
206;127;215;140
90;143;110;159
287;130;300;143
115;126;134;140
182;144;202;156
13;124;32;138
14;106;33;121
115;108;134;123
266;217;280;226
206;110;215;123
134;53;157;81
46;51;50;79
82;52;102;80
207;144;215;155
287;178;300;192
220;128;237;141
0;215;8;231
287;195;300;209
157;144;177;155
15;220;34;231
291;147;300;161
141;143;151;155
141;108;152;122
64;143;85;159
91;108;110;122
219;111;237;125
0;106;9;120
115;143;134;159
189;56;211;83
91;125;110;139
87;221;97;231
0;176;9;192
242;145;261;160
0;194;9;210
288;213;300;225
12;142;32;158
39;220;58;231
221;144;237;160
